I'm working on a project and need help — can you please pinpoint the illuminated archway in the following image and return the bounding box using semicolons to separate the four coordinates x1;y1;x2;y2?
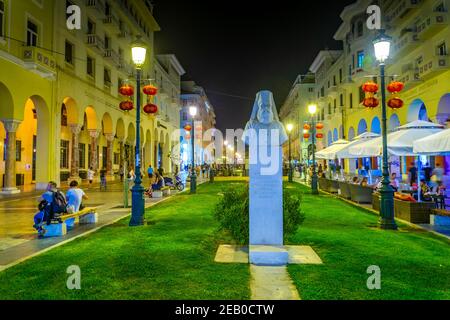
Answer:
348;127;355;141
407;99;428;122
371;117;381;134
389;114;400;132
357;119;368;135
436;93;450;126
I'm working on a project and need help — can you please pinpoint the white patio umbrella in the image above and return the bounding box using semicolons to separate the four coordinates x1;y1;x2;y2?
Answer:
315;139;349;160
334;132;380;159
413;128;450;156
349;120;444;202
348;120;444;157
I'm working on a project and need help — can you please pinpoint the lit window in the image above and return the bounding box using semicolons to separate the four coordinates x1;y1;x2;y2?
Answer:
27;20;38;47
65;40;74;65
357;51;365;69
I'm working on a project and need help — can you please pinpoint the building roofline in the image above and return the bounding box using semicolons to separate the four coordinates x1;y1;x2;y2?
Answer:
156;54;186;76
309;50;343;73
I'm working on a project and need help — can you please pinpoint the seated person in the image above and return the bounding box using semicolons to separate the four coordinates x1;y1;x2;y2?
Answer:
152;172;164;191
33;181;67;236
360;177;369;187
437;182;446;196
416;180;432;201
390;173;400;192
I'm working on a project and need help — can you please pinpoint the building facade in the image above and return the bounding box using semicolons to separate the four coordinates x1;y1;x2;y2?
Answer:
180;81;217;167
0;0;184;193
281;0;450;176
279;73;316;163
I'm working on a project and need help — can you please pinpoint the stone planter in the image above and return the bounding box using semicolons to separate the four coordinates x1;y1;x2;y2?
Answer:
372;193;435;224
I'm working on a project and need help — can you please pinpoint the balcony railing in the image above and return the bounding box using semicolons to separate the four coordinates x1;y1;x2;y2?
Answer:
417;54;449;80
393;32;421;57
22;46;56;79
327;86;338;98
417;11;448;40
118;59;134;77
86;0;105;17
386;0;422;25
103;13;120;33
86;34;105;54
104;49;120;67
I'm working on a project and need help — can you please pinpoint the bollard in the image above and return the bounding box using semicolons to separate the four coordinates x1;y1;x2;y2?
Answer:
210;169;215;183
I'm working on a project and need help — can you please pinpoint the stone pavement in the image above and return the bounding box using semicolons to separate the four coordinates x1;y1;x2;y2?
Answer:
0;175;207;272
215;245;323;300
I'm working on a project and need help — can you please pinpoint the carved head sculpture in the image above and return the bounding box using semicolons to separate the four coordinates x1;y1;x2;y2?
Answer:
250;91;279;125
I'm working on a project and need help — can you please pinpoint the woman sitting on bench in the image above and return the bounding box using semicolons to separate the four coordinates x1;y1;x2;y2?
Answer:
144;172;164;197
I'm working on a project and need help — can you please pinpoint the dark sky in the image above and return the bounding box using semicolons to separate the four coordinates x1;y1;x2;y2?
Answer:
152;0;355;132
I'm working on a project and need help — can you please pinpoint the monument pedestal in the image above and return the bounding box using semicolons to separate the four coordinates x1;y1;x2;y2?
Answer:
249;246;289;266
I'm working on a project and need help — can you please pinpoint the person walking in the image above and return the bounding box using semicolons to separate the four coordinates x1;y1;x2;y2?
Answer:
432;163;444;184
409;162;418;186
147;164;154;179
87;167;95;189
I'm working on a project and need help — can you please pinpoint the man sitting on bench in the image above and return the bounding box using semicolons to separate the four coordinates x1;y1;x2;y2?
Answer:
33;181;68;237
66;180;88;213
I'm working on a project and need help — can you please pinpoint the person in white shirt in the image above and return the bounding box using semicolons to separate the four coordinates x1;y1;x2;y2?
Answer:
87;167;95;188
66;180;88;213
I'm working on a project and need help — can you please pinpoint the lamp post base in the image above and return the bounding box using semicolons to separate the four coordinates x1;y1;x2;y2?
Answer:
288;168;293;183
379;218;398;230
190;174;197;194
311;175;319;195
130;184;146;226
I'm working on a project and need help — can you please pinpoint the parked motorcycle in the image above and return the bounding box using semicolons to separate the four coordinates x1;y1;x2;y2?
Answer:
164;174;185;191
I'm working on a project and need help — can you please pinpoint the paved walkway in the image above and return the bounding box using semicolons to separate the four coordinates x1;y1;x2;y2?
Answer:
0;176;207;271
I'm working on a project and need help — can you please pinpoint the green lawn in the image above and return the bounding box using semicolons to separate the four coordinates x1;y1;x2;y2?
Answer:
0;182;250;300
0;180;449;300
286;183;450;300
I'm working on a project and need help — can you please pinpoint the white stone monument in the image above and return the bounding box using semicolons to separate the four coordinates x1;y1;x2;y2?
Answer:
243;91;288;266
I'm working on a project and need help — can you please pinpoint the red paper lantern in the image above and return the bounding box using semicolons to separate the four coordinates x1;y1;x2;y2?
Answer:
120;101;134;111
303;124;311;131
303;133;311;139
362;81;379;93
388;97;404;109
363;97;380;109
184;124;192;132
387;81;405;94
143;103;158;114
316;123;324;130
316;133;324;139
119;84;134;97
143;85;158;96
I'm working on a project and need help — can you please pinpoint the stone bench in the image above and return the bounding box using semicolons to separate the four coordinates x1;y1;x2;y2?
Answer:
152;187;170;198
40;207;99;238
431;209;450;226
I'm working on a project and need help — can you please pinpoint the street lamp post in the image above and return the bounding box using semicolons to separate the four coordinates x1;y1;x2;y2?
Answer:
373;30;397;230
308;104;319;195
189;106;198;194
287;124;294;183
129;36;147;227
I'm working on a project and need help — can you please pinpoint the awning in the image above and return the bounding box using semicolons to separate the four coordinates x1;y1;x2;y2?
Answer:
348;120;444;157
413;128;450;155
315;139;349;160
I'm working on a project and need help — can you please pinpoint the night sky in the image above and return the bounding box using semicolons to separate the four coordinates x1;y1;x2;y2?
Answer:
152;0;355;132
